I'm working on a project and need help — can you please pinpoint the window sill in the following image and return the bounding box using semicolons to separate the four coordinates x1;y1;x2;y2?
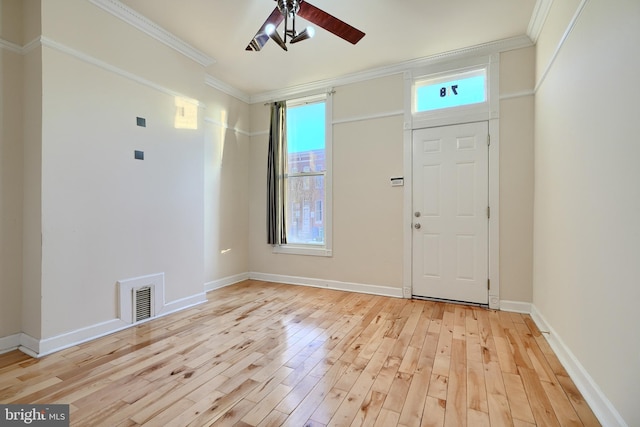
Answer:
272;245;332;257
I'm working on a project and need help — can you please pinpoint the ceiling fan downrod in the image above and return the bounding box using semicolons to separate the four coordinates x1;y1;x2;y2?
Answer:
271;0;313;48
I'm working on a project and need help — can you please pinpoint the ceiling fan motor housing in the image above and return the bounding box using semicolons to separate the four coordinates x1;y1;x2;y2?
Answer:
276;0;301;16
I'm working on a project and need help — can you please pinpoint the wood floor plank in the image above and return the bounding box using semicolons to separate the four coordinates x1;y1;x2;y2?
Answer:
468;408;491;427
328;336;395;427
502;372;535;424
484;359;513;427
373;408;400;427
541;379;585;427
420;396;446;427
0;281;598;427
350;389;386;427
555;373;601;426
444;338;467;427
427;374;448;401
241;383;292;426
466;359;488;414
397;370;430;426
382;371;412;413
287;360;350;426
518;367;561;427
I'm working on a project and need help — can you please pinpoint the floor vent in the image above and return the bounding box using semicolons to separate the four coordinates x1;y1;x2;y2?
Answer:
133;286;154;322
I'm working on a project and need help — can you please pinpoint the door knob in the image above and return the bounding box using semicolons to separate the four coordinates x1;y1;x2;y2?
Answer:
414;212;421;218
414;223;421;230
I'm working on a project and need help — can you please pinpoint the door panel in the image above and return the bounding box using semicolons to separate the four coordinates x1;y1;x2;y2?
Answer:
412;122;488;304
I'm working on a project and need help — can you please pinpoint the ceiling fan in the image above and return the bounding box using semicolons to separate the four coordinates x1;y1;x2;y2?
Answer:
246;0;365;51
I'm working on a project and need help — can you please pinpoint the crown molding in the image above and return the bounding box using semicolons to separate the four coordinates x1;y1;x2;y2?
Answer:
249;35;533;104
528;0;554;43
88;0;215;67
204;74;251;104
535;0;589;93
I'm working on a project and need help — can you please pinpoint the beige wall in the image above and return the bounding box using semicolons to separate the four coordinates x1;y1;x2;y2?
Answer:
0;0;24;337
21;3;42;340
203;93;250;284
498;47;535;302
249;63;535;303
0;0;22;43
249;75;405;289
533;0;640;424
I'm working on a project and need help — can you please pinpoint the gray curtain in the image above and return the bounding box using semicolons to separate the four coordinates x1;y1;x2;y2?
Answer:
267;101;287;245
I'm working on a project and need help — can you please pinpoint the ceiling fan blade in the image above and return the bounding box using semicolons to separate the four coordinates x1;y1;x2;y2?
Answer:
246;7;285;51
298;1;365;45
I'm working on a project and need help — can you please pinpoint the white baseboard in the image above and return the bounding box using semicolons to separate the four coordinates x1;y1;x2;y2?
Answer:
0;334;21;355
36;319;128;357
16;292;207;358
249;272;404;298
19;334;41;358
530;305;628;427
159;292;207;317
204;273;250;293
499;300;532;313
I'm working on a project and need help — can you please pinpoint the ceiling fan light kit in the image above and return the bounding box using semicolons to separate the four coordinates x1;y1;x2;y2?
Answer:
246;0;365;52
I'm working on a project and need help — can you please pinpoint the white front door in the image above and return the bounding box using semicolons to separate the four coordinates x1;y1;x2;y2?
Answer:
412;122;489;304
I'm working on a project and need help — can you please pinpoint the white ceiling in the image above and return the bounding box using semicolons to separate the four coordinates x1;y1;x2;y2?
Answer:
118;0;539;97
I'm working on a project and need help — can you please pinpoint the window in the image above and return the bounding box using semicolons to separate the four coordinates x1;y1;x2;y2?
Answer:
276;94;332;256
414;68;487;113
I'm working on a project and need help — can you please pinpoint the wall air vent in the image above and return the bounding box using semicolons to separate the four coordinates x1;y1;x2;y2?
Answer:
133;286;154;322
117;273;165;325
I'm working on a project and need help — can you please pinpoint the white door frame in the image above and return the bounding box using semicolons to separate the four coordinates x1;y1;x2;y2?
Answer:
402;54;500;309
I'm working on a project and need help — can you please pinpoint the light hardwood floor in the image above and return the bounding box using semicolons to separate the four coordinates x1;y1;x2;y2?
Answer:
0;280;600;426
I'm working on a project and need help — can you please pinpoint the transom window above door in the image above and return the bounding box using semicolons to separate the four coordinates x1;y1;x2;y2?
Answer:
413;68;488;114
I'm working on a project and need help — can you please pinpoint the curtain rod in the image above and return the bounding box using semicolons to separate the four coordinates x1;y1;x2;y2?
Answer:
263;89;336;106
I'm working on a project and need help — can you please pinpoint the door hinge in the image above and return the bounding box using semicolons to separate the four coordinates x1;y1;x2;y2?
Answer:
487;134;491;146
487;206;491;219
488;279;491;290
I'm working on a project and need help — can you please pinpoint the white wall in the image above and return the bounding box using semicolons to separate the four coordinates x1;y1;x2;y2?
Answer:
533;0;640;425
3;0;250;345
40;47;205;337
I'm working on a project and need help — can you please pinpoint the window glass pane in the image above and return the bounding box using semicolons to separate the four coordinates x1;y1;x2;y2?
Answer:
285;99;326;247
287;102;325;173
415;69;486;113
286;175;325;245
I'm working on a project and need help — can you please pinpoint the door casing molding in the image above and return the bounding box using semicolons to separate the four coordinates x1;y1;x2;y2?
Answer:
402;54;500;309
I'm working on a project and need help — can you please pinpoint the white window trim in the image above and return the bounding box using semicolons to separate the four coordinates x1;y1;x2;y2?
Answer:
413;67;487;114
410;55;499;129
273;92;333;257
